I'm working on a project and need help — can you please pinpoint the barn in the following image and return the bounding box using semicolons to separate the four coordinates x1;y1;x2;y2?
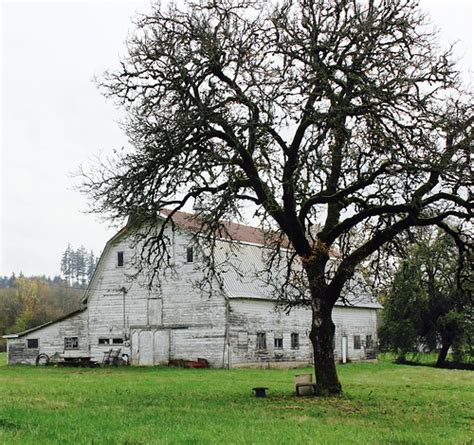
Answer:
4;211;381;367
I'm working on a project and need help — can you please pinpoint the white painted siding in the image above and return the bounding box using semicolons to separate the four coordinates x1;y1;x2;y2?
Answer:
6;222;380;368
7;310;88;365
229;299;378;366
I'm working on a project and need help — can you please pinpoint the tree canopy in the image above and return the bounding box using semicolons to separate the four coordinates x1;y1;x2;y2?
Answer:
379;229;473;367
81;0;473;394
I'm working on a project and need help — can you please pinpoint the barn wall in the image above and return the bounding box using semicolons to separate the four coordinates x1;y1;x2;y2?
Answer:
333;306;379;360
228;299;379;366
228;299;312;366
86;234;150;361
7;310;88;365
86;228;227;365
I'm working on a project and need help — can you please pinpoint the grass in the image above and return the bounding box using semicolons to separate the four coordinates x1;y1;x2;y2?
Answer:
0;353;472;444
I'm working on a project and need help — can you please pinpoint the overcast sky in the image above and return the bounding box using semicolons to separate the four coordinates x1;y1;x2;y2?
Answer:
0;0;472;277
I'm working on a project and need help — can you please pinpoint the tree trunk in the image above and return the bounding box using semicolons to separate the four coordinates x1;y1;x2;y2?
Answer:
309;300;342;395
436;341;451;368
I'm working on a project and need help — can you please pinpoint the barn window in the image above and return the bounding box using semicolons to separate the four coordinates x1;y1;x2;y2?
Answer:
353;335;361;350
186;246;194;263
237;332;248;351
98;338;110;345
64;337;79;350
366;334;373;349
256;332;266;350
117;251;124;267
112;338;124;344
27;339;39;349
274;337;283;349
291;333;299;349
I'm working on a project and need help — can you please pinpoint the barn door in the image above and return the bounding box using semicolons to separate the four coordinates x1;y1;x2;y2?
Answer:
131;329;170;365
139;330;154;365
153;330;170;365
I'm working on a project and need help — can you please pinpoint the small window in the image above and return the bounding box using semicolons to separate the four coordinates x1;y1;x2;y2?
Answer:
354;335;361;350
237;332;248;351
112;338;124;345
366;334;373;349
186;247;194;263
256;332;266;350
117;251;124;267
274;337;283;349
27;339;39;349
98;338;110;345
64;337;79;350
291;333;299;349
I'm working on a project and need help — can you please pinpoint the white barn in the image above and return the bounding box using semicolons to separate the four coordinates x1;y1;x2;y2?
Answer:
4;211;381;367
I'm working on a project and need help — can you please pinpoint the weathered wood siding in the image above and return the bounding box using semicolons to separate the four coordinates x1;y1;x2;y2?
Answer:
333;306;379;360
7;310;88;365
6;223;380;367
86;228;227;366
228;299;312;366
228;299;378;366
86;235;148;362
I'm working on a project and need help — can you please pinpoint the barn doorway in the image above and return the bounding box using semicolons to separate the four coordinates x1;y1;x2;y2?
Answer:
130;328;170;365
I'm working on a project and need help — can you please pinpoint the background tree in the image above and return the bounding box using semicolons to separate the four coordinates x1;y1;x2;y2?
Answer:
87;250;98;282
81;0;472;394
60;245;98;288
379;229;472;367
60;244;73;286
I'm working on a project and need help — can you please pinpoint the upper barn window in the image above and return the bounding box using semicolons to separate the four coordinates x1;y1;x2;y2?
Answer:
117;251;124;267
186;247;194;263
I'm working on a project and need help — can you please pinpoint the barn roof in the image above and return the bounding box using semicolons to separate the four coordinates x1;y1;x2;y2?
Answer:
160;209;275;246
161;209;379;309
211;240;382;309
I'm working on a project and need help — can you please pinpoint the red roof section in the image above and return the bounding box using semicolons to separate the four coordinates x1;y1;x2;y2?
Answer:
160;209;271;246
160;209;340;257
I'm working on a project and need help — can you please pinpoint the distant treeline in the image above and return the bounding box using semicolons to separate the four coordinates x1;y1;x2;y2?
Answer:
0;275;84;351
0;244;100;352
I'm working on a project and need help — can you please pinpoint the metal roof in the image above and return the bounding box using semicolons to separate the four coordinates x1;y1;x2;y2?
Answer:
212;239;382;309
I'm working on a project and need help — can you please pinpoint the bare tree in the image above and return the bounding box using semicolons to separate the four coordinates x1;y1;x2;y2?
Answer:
81;0;472;394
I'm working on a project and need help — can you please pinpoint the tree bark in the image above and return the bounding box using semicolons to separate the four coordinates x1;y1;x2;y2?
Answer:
436;341;451;368
309;299;342;395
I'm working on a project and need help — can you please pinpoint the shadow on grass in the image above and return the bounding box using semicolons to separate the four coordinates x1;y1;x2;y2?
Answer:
394;358;474;371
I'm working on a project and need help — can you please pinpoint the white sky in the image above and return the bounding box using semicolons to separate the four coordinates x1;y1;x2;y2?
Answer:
0;0;472;277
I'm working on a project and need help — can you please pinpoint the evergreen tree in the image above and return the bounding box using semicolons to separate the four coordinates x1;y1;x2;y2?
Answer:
87;250;98;282
60;244;73;286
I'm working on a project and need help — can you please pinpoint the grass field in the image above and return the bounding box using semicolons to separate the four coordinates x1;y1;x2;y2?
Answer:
0;353;472;444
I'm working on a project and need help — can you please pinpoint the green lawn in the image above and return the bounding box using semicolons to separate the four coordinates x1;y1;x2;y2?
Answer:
0;353;472;444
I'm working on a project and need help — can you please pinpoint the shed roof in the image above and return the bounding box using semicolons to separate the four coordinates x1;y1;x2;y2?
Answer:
2;308;87;339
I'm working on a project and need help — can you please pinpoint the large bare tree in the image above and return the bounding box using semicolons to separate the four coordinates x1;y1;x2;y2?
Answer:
82;0;472;394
